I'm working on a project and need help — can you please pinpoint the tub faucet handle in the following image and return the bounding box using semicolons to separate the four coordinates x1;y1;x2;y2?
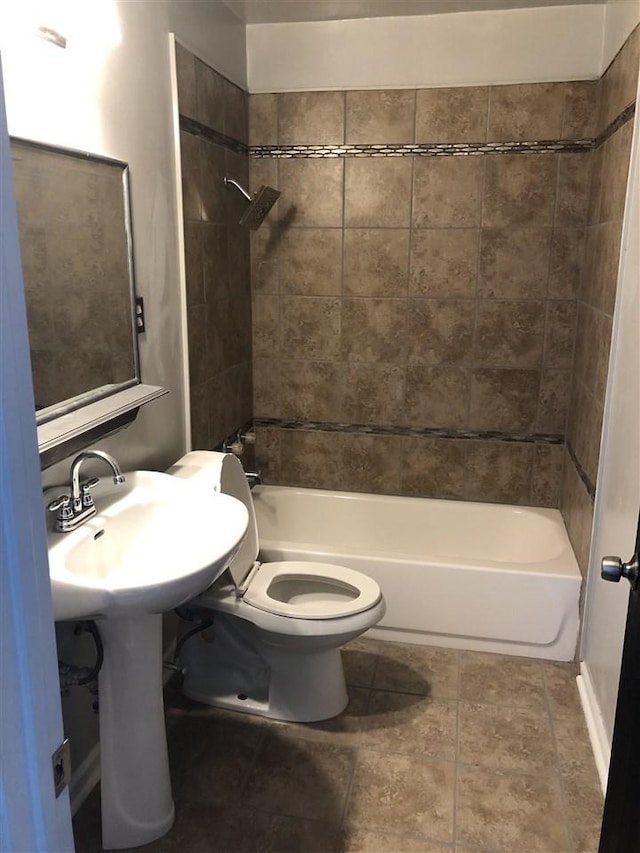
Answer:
245;470;262;488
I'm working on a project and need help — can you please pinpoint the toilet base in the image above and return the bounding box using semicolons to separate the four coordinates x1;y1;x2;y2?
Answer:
179;612;349;722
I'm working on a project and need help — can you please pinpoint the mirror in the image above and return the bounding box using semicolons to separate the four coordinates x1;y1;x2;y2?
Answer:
10;138;139;424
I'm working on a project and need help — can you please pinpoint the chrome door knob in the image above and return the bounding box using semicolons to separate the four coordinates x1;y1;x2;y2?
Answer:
601;554;639;586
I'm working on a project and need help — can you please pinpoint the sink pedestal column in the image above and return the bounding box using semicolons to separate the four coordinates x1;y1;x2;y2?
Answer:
98;613;174;850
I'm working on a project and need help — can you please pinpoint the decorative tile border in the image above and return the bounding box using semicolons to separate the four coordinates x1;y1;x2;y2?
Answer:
567;441;596;502
253;417;564;446
594;101;636;149
249;139;592;159
179;115;248;155
179;100;635;161
248;102;635;160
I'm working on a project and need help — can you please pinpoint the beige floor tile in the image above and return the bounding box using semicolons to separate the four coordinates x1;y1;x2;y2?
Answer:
347;750;455;841
543;662;589;740
272;686;370;746
556;735;602;783
373;642;459;698
242;731;355;822
360;690;458;761
167;714;264;806
562;775;603;853
343;639;380;687
265;814;341;852
340;826;453;851
459;702;556;774
456;765;572;852
460;652;546;710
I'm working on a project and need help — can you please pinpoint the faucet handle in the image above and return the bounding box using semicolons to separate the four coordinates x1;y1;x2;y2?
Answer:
47;494;73;520
80;477;100;509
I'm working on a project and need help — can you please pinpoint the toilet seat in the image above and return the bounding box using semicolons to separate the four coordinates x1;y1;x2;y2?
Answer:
242;561;382;619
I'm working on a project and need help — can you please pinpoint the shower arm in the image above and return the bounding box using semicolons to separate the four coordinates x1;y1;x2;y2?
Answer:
223;177;253;202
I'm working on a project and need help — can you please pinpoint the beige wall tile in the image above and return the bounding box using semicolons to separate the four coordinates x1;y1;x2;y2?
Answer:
413;157;484;228
548;229;584;300
279;228;343;295
195;58;225;133
338;433;404;494
469;369;539;431
405;365;471;428
346;90;415;144
544;300;577;369
479;228;550;299
189;383;210;449
464;442;534;503
253;357;280;417
254;427;281;483
224;80;248;144
401;437;467;499
562;81;599;140
184;222;204;306
531;443;564;506
250;227;279;294
200;139;227;224
537;369;570;434
474;301;545;368
280;295;341;360
406;299;474;365
344;229;410;297
279;91;345;144
555;154;592;227
342;363;405;424
280;430;344;489
279;159;344;227
415;87;489;143
600;121;634;224
488;82;565;141
175;42;197;120
483;154;557;227
180;131;202;221
342;298;407;363
599;24;640;132
561;449;594;576
249;93;277;145
345;159;413;227
409;228;480;298
252;294;280;357
279;360;344;421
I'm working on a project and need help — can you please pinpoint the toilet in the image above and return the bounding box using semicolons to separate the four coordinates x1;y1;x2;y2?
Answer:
169;451;385;722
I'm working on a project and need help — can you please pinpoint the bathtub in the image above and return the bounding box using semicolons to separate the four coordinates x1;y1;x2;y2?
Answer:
251;485;582;661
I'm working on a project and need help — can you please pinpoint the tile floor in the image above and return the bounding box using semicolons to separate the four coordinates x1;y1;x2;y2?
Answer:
73;639;604;853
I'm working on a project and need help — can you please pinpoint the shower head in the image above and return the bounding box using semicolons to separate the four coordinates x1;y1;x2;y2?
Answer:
223;177;280;230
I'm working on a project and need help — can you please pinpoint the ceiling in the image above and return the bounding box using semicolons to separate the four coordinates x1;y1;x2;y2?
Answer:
221;0;602;25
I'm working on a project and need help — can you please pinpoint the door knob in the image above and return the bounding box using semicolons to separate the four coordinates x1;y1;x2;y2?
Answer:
601;554;639;587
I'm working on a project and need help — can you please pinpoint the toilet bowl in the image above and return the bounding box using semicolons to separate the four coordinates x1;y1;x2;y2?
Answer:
169;451;385;721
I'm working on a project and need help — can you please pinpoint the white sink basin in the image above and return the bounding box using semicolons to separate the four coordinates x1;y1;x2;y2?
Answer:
46;470;248;621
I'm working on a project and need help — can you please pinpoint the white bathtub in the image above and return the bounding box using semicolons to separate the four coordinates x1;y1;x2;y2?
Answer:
252;485;582;661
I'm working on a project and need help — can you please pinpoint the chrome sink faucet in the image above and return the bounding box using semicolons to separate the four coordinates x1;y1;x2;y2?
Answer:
48;450;126;533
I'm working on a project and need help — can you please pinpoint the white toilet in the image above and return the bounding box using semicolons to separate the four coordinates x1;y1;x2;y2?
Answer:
169;451;385;722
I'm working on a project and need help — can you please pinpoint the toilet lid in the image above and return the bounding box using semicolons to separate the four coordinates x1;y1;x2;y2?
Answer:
243;561;382;619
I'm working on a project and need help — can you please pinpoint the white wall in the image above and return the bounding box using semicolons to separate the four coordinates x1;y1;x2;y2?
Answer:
578;18;640;789
0;0;245;806
0;0;245;478
247;4;605;92
602;0;640;71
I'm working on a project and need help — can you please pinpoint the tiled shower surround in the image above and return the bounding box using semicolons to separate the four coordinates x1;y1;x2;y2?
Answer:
249;29;639;532
176;43;253;449
177;28;638;558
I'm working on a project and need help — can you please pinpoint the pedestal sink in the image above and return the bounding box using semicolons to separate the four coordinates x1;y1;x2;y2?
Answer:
46;471;248;850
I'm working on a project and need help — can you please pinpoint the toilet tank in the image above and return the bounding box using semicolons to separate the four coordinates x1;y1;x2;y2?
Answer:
168;451;258;587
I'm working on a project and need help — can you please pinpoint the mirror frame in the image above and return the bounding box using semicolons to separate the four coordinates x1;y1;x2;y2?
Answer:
11;136;141;426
